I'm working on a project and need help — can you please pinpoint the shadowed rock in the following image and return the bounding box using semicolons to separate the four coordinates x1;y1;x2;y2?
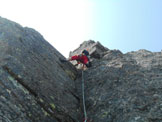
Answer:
0;16;79;122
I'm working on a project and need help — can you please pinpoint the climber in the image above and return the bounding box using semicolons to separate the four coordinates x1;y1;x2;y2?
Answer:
60;50;92;69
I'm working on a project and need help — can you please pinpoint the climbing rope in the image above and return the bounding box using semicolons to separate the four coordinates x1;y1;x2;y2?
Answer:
82;70;87;122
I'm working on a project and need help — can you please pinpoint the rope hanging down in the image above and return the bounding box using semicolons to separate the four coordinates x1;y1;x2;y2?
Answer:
82;70;87;122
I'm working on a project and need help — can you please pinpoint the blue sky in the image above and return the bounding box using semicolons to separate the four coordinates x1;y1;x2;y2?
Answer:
0;0;162;57
88;0;162;53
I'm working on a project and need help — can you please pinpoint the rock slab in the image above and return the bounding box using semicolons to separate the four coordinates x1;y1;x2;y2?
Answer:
0;16;79;122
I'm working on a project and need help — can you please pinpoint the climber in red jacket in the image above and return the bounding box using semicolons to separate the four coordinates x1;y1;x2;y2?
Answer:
60;50;92;69
68;50;91;68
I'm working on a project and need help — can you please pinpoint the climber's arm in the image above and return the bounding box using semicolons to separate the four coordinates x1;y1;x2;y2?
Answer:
70;55;79;61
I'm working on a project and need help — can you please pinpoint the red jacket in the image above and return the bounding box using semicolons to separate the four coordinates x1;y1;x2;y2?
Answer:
71;55;89;65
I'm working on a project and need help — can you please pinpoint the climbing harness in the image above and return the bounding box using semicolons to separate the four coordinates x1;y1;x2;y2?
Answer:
82;70;87;122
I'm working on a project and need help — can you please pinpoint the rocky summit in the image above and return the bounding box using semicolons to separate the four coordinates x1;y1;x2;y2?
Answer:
0;16;162;122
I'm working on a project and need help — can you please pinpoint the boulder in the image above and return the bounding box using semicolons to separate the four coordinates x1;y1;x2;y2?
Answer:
69;40;109;59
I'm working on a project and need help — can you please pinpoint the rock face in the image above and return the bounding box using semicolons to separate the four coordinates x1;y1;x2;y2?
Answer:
74;41;162;122
0;16;79;122
0;16;162;122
